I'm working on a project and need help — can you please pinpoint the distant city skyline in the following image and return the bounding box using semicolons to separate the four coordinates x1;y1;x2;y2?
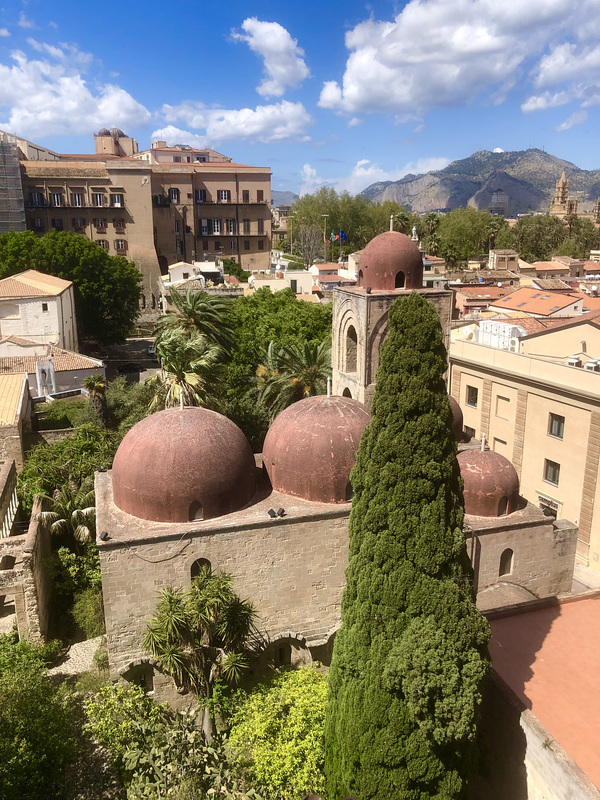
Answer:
1;0;599;195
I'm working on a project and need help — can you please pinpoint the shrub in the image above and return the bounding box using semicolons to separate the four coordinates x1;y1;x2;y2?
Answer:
228;667;328;800
72;586;106;639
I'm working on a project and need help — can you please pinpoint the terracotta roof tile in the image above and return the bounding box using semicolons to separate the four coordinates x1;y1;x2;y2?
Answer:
0;345;102;376
0;374;27;427
489;287;581;316
0;270;71;299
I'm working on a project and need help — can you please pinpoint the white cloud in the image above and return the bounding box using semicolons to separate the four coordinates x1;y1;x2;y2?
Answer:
150;125;208;149
521;91;572;112
300;156;450;195
0;48;150;139
318;0;599;124
0;28;9;37
232;18;309;98
161;99;312;143
26;38;93;67
348;117;362;127
18;12;34;29
556;110;588;131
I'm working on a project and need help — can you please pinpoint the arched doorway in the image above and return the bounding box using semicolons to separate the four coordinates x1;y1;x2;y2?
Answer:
189;501;203;521
346;326;357;372
395;271;405;288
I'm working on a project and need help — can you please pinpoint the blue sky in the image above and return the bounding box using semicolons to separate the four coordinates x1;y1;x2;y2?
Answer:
1;0;600;195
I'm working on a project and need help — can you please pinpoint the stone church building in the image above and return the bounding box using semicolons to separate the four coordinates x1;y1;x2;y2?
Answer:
96;230;577;702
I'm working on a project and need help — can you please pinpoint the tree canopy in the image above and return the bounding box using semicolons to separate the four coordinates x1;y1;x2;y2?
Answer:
0;229;142;344
324;292;489;800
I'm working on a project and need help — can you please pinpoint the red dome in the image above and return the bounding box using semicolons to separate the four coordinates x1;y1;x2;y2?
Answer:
449;396;463;441
112;407;256;522
457;449;520;517
357;231;423;291
263;396;370;503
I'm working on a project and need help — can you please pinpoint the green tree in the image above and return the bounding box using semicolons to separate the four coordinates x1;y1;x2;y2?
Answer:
0;229;142;344
18;424;121;514
424;212;441;235
229;667;328;800
35;476;96;551
83;373;108;427
324;292;489;800
393;211;411;234
256;340;331;420
155;287;234;351
149;329;224;410
0;634;74;800
437;207;494;263
143;567;259;740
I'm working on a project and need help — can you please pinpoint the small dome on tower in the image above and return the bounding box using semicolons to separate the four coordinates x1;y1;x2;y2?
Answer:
97;128;111;136
448;396;463;441
110;127;126;138
457;449;520;517
357;231;423;291
263;395;370;503
111;408;256;523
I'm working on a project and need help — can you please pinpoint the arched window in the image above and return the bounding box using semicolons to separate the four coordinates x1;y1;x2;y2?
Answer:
342;387;352;398
499;548;513;577
189;501;203;521
191;558;211;579
395;271;405;288
346;326;357;373
345;481;353;501
498;496;509;516
358;269;363;286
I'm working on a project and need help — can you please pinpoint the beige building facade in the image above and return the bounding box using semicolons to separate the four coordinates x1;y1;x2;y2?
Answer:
450;338;600;569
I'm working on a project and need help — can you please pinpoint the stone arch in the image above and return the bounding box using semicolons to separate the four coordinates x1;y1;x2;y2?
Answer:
368;312;389;384
395;271;405;288
358;269;363;287
267;631;312;669
191;557;212;579
499;548;514;577
119;658;158;693
189;500;203;521
342;387;352;398
336;306;359;376
345;325;358;373
498;496;509;516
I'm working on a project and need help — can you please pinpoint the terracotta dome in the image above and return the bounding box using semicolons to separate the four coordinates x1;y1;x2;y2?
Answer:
263;396;370;503
112;408;256;523
457;449;520;517
448;396;463;441
357;231;423;291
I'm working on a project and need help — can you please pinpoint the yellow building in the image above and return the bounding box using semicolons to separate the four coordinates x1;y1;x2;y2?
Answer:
450;327;600;570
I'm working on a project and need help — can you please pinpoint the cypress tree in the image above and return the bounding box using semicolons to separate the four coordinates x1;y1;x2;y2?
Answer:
324;292;490;800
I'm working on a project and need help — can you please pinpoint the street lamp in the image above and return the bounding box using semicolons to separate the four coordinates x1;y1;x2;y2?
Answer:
322;214;329;263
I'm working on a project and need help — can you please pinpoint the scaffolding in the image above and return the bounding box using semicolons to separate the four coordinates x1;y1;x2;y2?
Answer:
0;132;26;233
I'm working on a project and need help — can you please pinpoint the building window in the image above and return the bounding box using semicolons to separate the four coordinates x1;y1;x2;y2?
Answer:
226;219;236;234
115;239;126;251
195;189;206;203
464;425;476;440
203;240;209;250
218;189;230;202
71;192;84;207
94;218;107;229
258;240;264;250
465;385;478;408
97;240;108;249
191;557;211;577
230;240;236;251
111;193;124;208
41;302;48;312
173;156;182;163
346;326;358;372
200;219;208;236
30;191;45;207
211;219;221;234
544;459;560;486
174;221;180;235
258;219;264;234
495;395;510;419
51;219;63;230
34;218;43;229
51;192;63;207
257;189;264;202
242;189;249;203
92;192;104;207
72;217;85;229
214;240;222;251
499;548;513;576
244;240;250;250
168;188;179;204
243;219;250;235
175;240;183;255
195;155;206;162
548;413;565;440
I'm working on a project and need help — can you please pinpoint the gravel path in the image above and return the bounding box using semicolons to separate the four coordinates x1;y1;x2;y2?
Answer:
48;635;103;676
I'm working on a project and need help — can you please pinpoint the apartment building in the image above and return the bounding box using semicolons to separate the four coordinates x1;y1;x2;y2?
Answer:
449;332;600;571
5;129;272;312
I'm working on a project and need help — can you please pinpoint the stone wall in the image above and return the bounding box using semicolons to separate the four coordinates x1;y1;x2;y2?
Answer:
0;460;18;539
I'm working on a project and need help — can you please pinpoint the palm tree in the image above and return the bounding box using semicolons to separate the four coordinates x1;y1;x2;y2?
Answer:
257;340;331;420
154;287;234;351
143;567;259;739
83;373;107;427
486;217;504;251
148;329;223;411
35;477;96;552
393;211;411;235
424;212;440;235
426;232;441;256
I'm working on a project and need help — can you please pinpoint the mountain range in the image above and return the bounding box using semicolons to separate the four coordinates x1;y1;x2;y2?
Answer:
359;149;600;216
